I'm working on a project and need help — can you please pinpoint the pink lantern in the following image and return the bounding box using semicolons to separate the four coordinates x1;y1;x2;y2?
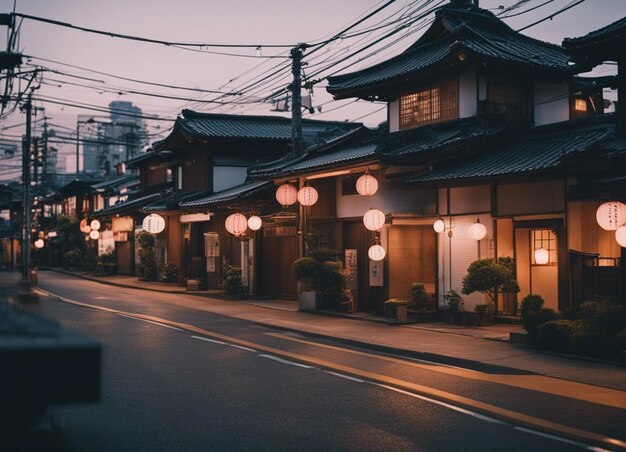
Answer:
297;186;319;206
275;184;297;207
225;213;247;236
356;173;378;196
363;208;385;231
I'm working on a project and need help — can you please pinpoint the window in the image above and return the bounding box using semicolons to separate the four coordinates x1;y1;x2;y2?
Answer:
341;174;359;196
574;98;587;112
399;79;458;129
487;78;531;121
532;229;557;265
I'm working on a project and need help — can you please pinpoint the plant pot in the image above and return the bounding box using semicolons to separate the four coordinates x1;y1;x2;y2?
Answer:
385;303;408;323
298;291;320;311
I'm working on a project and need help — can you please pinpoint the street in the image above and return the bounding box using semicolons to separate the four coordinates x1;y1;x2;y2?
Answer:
11;271;624;451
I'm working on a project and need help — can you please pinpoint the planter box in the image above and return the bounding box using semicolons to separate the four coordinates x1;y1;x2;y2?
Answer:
444;310;464;325
298;291;320;311
385;303;408;323
187;279;202;291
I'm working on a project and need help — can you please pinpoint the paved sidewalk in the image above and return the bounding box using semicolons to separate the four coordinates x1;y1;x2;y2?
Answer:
36;269;626;391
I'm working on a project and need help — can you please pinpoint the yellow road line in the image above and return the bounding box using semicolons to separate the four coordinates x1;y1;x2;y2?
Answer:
265;332;626;411
38;288;626;451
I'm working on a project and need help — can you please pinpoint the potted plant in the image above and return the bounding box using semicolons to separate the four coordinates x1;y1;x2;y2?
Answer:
444;290;464;324
384;298;408;323
292;249;346;311
410;282;430;311
136;231;157;281
461;257;520;318
293;257;320;310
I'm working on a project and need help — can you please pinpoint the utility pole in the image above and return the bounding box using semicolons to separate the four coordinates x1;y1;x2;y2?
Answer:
290;44;306;158
20;91;32;286
42;118;48;187
75;122;80;174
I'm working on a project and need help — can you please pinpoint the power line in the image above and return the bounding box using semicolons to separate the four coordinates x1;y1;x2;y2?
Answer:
517;0;587;31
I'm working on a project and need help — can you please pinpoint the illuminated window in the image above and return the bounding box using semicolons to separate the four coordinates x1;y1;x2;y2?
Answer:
574;98;587;112
399;79;458;129
532;229;557;265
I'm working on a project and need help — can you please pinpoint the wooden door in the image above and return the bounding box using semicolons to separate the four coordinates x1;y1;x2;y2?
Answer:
260;226;298;299
342;221;375;312
117;241;132;275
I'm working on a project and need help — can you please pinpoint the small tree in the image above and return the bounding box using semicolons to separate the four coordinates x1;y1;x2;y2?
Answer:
136;231;157;280
462;258;519;312
410;282;429;311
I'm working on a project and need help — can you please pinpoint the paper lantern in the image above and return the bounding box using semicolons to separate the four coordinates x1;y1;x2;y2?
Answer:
142;214;166;234
297;186;319;206
34;239;44;249
79;218;89;233
433;219;445;233
89;229;100;240
467;220;487;240
363;208;385;231
225;213;247;236
84;225;92;234
275;184;297;207
616;226;626;248
368;244;386;261
247;215;263;231
90;219;101;231
596;202;626;231
356;173;378;196
534;248;550;265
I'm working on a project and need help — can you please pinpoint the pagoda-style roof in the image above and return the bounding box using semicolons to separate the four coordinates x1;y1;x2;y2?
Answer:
563;17;626;68
152;110;361;152
327;0;571;100
91;174;139;193
142;189;207;212
403;115;622;186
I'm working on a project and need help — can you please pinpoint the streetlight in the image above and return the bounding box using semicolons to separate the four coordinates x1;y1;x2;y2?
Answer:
76;117;95;174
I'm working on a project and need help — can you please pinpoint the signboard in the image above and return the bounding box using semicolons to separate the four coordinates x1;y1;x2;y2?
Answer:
180;213;212;223
369;260;384;287
206;257;216;272
112;216;134;232
204;232;220;257
142;214;165;234
113;231;128;242
344;249;358;291
98;230;115;256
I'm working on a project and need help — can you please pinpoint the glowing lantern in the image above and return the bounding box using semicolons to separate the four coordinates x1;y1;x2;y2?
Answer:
84;225;92;234
596;202;626;231
89;229;100;240
142;214;166;234
616;226;626;248
225;213;247;236
433;219;445;233
34;239;44;249
467;219;487;240
48;231;58;238
368;244;386;261
90;219;101;231
297;186;319;206
534;248;550;265
356;173;378;196
363;208;385;231
247;215;263;231
275;184;297;207
79;218;88;233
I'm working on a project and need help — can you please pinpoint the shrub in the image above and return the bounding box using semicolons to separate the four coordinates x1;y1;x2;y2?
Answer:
590;306;626;336
445;290;464;311
307;248;340;263
223;265;245;296
292;250;346;304
475;304;492;315
462;258;519;305
570;332;609;357
292;257;318;291
578;301;604;320
136;231;156;280
410;282;429;311
536;320;580;352
520;294;544;319
611;330;626;353
63;249;82;269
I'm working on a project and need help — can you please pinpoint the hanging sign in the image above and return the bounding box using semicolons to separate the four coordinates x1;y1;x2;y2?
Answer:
206;256;216;273
369;260;384;287
98;230;115;256
180;213;212;223
112;216;134;232
204;232;220;257
344;249;358;291
142;214;165;234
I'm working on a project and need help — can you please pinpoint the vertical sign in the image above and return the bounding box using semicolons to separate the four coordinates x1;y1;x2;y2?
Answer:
369;260;383;286
204;232;219;273
345;249;358;291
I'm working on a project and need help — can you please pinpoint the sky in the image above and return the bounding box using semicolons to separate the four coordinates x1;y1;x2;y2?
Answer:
0;0;624;179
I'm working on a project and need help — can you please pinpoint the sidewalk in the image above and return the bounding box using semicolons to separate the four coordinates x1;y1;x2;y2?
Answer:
38;269;626;391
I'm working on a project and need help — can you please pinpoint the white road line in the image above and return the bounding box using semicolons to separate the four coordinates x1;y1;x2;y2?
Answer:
258;354;313;368
513;427;597;450
229;344;257;352
116;313;184;331
191;335;227;345
324;371;365;383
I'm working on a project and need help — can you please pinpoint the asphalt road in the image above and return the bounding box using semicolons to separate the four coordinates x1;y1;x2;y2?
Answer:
12;271;626;451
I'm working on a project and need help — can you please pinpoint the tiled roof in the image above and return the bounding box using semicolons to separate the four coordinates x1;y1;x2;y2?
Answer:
180;181;272;209
91;175;138;192
95;192;161;217
404;116;619;184
142;189;206;212
327;2;570;98
563;17;626;48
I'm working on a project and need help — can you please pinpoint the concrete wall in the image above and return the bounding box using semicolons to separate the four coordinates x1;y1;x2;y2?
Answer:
213;166;249;192
534;81;570;126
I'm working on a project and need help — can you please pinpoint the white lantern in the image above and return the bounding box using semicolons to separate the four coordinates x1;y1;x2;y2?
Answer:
34;239;44;249
84;225;92;234
297;186;319;206
247;215;263;231
89;229;100;240
616;226;626;248
90;219;101;231
368;244;386;261
596;202;626;231
225;213;247;236
433;219;445;233
275;184;297;207
356;173;378;196
142;214;166;234
363;208;385;231
467;220;487;240
534;248;550;265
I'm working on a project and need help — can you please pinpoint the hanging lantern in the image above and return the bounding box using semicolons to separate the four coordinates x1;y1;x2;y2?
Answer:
34;239;44;249
84;225;92;234
363;208;385;231
616;226;626;248
79;218;89;233
142;214;166;234
368;244;386;261
89;229;100;240
433;219;445;233
356;173;378;196
225;213;247;236
247;215;263;231
534;248;550;265
467;219;487;240
90;219;101;231
596;202;626;231
275;184;297;207
297;186;319;206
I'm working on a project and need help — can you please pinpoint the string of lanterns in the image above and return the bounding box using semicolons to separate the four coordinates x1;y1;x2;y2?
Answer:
225;213;264;236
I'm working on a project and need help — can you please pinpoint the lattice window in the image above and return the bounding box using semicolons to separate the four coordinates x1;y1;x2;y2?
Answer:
488;78;531;121
399;79;458;129
532;229;557;265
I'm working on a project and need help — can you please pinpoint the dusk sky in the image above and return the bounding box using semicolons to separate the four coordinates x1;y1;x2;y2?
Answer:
0;0;624;177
